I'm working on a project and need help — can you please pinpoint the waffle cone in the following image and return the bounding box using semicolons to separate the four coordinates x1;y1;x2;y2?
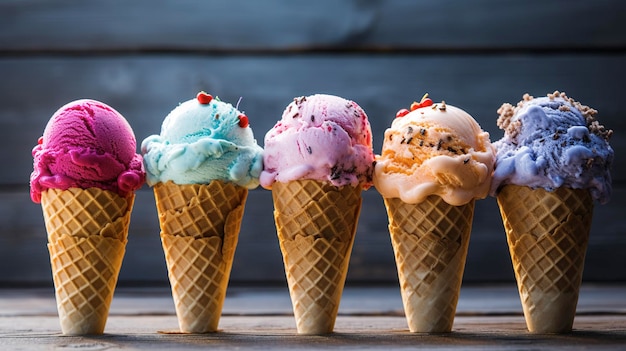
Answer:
271;180;362;335
41;188;134;335
154;180;247;333
497;185;593;333
384;196;474;333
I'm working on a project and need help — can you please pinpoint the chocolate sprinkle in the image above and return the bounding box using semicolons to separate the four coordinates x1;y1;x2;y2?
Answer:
330;165;340;180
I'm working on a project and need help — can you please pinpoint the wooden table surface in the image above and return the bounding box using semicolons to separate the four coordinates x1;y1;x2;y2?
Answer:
1;284;625;350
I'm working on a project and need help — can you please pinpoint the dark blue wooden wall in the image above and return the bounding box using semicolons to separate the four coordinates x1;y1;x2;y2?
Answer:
1;0;624;286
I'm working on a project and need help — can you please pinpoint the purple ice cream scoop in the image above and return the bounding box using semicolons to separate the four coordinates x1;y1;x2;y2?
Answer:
490;91;613;204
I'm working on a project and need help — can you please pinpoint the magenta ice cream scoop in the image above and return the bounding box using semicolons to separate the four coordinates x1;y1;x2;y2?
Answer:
30;99;145;203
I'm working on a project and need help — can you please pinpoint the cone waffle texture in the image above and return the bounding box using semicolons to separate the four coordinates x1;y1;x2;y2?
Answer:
154;180;247;333
272;180;362;334
384;195;474;333
497;185;593;333
41;187;134;335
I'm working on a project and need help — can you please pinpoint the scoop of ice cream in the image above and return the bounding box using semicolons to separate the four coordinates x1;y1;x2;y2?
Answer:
490;91;613;204
30;99;146;203
374;97;495;206
141;92;263;188
260;94;375;189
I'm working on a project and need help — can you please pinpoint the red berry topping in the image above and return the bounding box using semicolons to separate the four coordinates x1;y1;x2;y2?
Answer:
396;109;410;118
197;92;213;104
410;98;434;111
37;137;43;144
238;114;249;128
410;94;434;110
420;97;433;107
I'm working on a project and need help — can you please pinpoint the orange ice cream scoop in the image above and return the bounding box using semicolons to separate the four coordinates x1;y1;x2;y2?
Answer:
374;98;495;206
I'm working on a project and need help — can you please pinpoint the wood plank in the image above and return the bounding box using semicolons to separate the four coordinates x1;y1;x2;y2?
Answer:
1;286;626;349
2;186;625;285
1;285;624;317
1;0;624;51
1;314;626;349
2;54;625;185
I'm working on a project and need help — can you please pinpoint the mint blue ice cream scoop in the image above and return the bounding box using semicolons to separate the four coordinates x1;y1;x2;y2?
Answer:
490;91;613;204
141;92;263;189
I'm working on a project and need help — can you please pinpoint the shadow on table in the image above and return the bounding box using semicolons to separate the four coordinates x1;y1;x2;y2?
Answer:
55;329;624;350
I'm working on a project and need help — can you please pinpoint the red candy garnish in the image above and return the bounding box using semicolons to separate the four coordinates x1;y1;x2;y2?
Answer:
197;92;213;104
410;94;434;111
410;98;433;111
238;114;249;128
420;97;433;107
38;137;43;144
396;109;410;118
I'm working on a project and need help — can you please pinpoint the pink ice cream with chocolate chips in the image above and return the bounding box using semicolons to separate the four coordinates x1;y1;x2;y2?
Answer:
30;99;145;203
260;94;375;189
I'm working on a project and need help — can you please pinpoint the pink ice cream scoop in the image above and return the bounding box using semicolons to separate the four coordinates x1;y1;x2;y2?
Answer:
30;99;145;203
260;94;375;189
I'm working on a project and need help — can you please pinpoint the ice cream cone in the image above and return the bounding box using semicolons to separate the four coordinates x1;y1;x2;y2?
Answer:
41;187;134;335
154;180;247;333
384;195;474;333
497;185;593;333
271;180;362;334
